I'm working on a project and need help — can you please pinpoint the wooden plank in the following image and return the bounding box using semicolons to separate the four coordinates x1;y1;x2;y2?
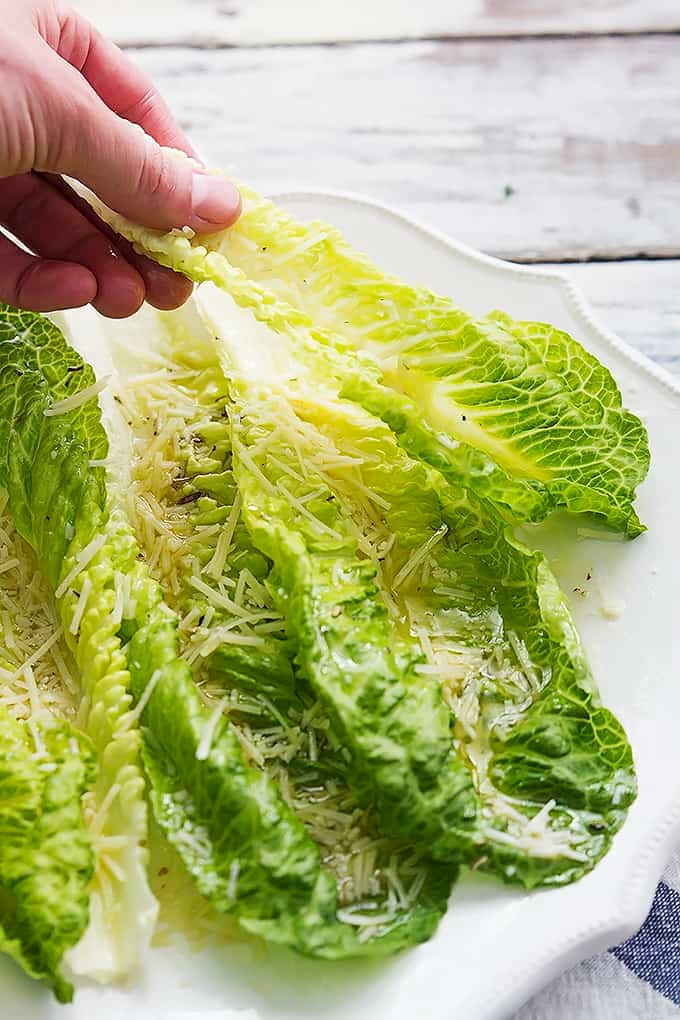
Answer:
74;1;680;47
126;38;680;261
559;260;680;376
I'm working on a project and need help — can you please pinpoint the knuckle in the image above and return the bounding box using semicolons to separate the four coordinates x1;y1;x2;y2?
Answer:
45;85;95;171
13;257;43;308
138;143;184;215
121;86;157;124
141;144;170;198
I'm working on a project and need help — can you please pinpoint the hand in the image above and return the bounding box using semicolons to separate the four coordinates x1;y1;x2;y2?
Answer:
0;0;241;317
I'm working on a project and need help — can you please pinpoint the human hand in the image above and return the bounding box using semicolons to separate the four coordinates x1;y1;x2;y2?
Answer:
0;0;241;317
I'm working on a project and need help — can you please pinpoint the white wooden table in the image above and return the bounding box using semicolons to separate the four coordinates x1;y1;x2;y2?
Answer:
75;0;680;379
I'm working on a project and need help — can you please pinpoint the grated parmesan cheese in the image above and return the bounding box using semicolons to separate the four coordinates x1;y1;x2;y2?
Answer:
408;590;588;861
226;858;240;901
392;524;448;590
115;669;162;736
0;509;78;723
27;716;46;757
205;493;241;580
69;577;93;636
103;306;440;922
196;697;228;761
44;375;111;417
54;534;107;599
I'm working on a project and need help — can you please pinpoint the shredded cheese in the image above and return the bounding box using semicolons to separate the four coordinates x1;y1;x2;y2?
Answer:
0;510;78;722
54;534;107;599
392;524;448;590
196;697;228;761
407;592;588;862
115;669;162;736
106;309;439;921
226;858;240;901
69;576;93;636
9;625;65;682
205;493;241;580
44;375;111;416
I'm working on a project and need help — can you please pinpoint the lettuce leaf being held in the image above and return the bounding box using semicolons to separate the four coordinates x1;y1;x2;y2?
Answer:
76;173;649;537
82;183;636;874
217;184;650;537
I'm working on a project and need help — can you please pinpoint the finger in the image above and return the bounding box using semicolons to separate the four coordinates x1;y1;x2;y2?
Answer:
0;231;96;313
0;172;144;318
42;173;193;310
56;7;197;158
134;257;194;311
41;51;241;233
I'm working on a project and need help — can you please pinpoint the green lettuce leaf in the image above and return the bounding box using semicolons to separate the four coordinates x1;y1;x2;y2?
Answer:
127;600;451;956
184;290;479;859
43;238;481;864
0;304;156;982
61;301;455;956
218;185;650;537
196;285;636;887
0;705;95;1003
76;173;649;537
227;388;479;859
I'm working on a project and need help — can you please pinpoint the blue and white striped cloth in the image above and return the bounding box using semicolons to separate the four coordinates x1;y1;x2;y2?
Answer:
515;853;680;1019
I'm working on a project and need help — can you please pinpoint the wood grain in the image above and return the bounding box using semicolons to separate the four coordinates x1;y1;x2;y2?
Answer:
127;37;680;261
74;0;680;47
561;260;680;375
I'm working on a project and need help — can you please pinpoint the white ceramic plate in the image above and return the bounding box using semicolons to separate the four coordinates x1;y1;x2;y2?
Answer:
3;192;679;1020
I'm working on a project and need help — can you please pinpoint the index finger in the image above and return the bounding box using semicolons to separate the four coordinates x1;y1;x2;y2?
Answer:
56;6;197;158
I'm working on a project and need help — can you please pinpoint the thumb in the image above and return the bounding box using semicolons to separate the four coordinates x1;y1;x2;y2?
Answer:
47;65;241;233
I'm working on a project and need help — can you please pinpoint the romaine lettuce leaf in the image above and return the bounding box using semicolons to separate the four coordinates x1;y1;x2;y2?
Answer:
0;304;156;982
81;300;455;954
183;291;479;859
0;705;95;1002
77;175;649;537
196;286;636;887
127;599;451;956
226;388;479;859
217;185;650;537
1;301;375;968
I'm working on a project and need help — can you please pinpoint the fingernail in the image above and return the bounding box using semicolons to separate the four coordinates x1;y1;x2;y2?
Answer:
191;173;241;228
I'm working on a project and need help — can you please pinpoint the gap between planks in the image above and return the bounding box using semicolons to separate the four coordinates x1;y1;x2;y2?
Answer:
120;29;680;51
508;253;680;266
72;0;680;48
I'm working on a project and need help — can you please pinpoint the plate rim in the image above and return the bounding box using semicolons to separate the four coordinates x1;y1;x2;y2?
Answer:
271;187;680;1018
